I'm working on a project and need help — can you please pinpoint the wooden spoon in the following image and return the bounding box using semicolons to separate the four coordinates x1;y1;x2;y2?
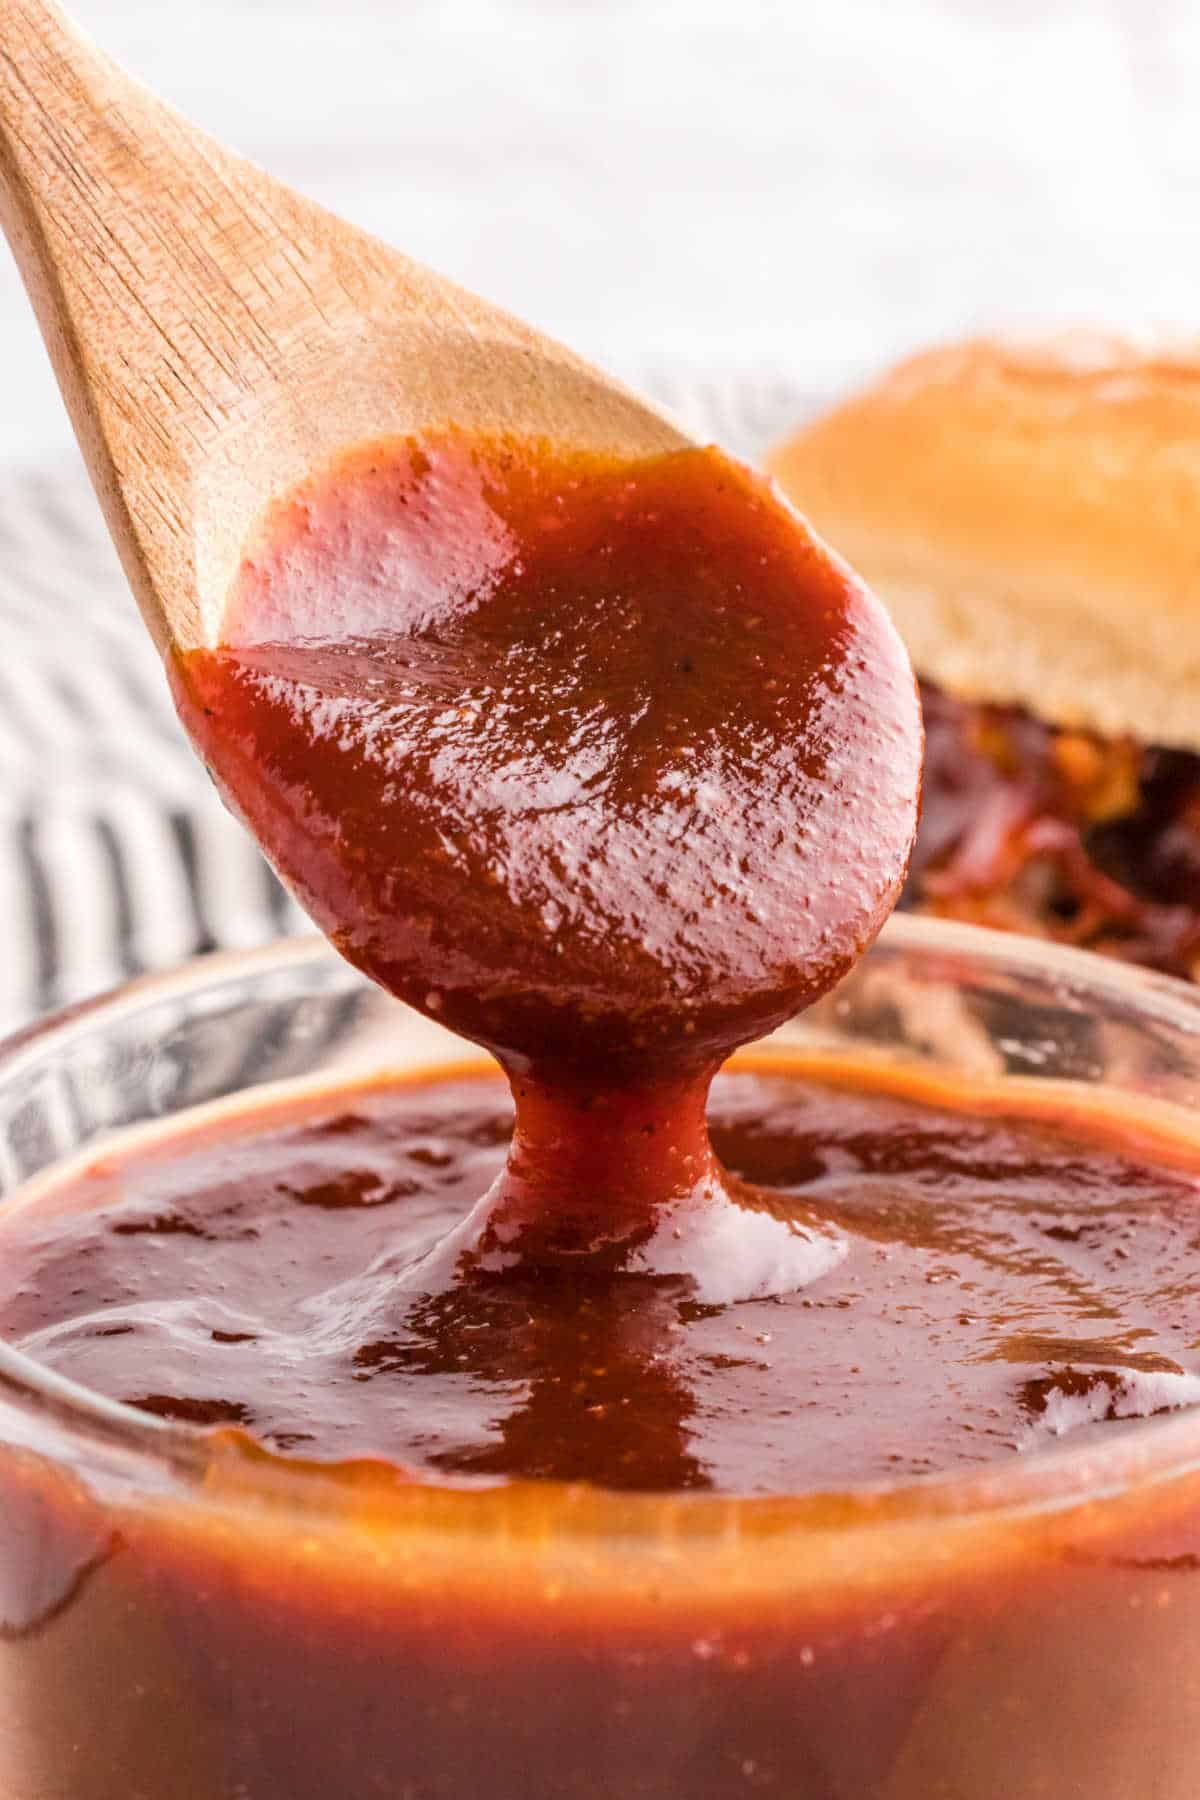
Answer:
0;0;686;654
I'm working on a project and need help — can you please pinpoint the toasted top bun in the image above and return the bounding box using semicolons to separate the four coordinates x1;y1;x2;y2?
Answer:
767;329;1200;751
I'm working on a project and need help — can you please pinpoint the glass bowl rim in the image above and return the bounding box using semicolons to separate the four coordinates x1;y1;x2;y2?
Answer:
3;914;1200;1545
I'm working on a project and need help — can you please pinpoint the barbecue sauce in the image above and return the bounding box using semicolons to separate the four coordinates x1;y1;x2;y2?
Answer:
5;433;1200;1800
172;434;920;1298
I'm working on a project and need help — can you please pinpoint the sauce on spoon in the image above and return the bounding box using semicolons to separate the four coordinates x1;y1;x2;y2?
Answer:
174;434;921;1297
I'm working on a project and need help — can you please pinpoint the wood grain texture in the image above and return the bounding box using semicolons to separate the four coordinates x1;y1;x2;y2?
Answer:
0;0;685;651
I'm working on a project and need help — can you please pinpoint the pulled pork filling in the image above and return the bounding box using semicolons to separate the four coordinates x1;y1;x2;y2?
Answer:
903;682;1200;981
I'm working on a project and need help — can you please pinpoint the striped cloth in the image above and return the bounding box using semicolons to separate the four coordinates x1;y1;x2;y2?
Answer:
0;367;821;1030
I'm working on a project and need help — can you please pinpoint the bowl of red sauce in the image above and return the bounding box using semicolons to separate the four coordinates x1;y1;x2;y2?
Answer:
1;916;1199;1799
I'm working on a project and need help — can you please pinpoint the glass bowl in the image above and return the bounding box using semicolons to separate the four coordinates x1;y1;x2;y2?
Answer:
1;916;1199;1799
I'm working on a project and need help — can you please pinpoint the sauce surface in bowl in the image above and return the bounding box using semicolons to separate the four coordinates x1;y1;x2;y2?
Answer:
4;1061;1199;1494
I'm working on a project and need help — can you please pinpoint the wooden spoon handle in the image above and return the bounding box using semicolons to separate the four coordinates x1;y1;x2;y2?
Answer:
0;0;387;647
0;0;453;431
0;2;685;653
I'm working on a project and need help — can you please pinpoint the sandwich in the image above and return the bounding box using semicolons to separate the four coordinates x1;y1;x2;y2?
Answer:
767;329;1200;981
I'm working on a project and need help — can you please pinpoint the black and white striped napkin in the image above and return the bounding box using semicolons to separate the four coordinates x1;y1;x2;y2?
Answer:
0;367;820;1030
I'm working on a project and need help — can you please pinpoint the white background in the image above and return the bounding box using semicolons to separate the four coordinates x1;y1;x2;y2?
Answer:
3;0;1200;465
